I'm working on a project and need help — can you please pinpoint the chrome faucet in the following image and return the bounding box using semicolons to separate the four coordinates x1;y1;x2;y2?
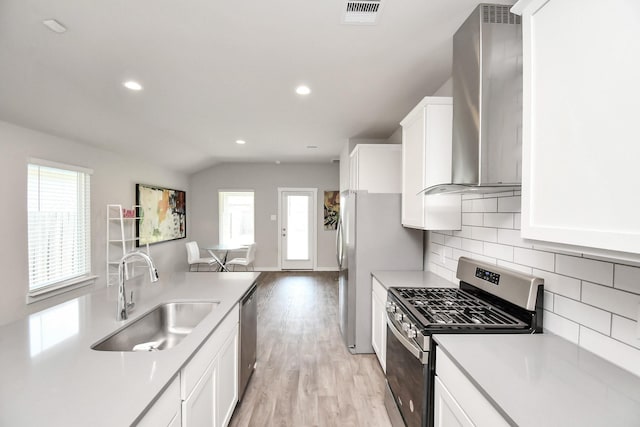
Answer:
117;251;159;321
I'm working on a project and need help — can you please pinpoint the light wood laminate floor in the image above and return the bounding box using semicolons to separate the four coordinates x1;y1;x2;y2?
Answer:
230;272;391;427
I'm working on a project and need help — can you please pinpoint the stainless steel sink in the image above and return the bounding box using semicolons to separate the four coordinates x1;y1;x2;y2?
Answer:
92;301;219;352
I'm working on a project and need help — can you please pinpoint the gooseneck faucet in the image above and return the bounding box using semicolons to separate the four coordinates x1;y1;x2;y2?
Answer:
117;251;159;321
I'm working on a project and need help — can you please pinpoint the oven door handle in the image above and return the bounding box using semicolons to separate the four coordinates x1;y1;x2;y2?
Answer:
387;316;429;364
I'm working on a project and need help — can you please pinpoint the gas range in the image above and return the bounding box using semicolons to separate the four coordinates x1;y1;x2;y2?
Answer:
384;257;544;427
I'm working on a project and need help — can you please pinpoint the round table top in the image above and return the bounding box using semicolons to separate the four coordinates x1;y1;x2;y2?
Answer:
205;244;246;251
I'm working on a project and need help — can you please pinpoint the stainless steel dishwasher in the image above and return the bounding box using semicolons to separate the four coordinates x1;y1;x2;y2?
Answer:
239;282;257;400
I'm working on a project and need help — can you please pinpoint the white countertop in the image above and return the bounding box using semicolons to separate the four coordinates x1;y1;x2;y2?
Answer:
434;334;640;426
371;270;456;290
0;272;260;426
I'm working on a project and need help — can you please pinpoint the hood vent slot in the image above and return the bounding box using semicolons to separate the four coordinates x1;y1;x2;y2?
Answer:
482;4;521;24
343;0;382;24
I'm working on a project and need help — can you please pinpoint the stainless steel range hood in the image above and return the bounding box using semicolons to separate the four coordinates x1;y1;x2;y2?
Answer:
423;4;523;195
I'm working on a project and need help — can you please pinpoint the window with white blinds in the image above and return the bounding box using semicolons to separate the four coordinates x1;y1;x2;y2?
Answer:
27;160;92;296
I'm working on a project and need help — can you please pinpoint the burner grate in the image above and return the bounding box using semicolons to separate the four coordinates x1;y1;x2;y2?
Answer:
396;288;527;328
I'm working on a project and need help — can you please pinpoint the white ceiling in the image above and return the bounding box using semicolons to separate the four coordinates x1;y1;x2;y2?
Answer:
0;0;500;174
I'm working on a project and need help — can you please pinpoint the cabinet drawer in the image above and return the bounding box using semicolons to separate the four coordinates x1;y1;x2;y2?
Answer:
181;304;239;400
436;347;510;427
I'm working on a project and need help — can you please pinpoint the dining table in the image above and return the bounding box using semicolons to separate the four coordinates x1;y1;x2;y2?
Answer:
204;244;246;272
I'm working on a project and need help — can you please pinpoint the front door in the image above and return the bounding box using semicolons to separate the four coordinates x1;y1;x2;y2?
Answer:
279;188;316;270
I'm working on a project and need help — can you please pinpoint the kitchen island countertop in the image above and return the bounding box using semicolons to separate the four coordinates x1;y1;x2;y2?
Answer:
435;333;640;426
0;271;260;426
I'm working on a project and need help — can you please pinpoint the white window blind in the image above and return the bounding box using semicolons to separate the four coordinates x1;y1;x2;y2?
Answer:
219;191;254;246
27;161;92;294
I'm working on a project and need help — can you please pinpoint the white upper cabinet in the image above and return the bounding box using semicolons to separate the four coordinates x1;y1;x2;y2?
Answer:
349;144;402;193
513;0;640;259
400;97;461;230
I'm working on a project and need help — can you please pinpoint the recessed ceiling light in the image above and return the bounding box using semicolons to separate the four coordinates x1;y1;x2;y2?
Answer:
236;140;246;145
306;145;318;149
275;160;281;164
296;85;311;95
43;19;67;34
123;81;143;91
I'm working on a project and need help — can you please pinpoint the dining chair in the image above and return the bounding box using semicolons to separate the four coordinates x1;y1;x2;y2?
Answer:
186;241;219;271
226;243;256;271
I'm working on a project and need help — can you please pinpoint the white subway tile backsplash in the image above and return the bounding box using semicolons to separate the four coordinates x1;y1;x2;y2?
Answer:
452;226;473;239
452;249;474;261
444;235;462;249
471;226;497;243
462;198;497;213
496;260;532;274
462;213;483;226
543;311;579;344
556;255;614;286
532;269;581;300
581;282;640;320
543;291;554;311
611;315;640;350
497;229;533;248
497;196;521;213
461;238;483;254
430;233;445;245
471;253;497;265
483;213;514;229
513;247;555;272
483;242;514;262
614;264;640;295
579;326;640;377
426;191;640;368
554;296;611;335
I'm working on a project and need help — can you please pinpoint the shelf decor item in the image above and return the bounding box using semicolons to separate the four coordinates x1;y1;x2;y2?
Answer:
136;184;186;245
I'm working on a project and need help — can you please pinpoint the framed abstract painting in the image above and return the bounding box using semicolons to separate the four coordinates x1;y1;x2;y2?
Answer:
136;184;186;245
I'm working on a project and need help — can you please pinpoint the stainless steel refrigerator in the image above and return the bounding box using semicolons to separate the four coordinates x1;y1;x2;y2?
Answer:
336;190;423;354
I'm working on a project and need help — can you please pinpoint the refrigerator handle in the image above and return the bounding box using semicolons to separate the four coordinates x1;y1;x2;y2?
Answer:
336;218;343;268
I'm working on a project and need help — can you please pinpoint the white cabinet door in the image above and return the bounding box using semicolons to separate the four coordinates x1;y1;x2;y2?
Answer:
433;377;474;427
182;360;216;427
137;376;182;427
349;144;402;193
400;97;461;230
513;0;640;258
436;348;510;427
216;324;239;427
371;278;387;372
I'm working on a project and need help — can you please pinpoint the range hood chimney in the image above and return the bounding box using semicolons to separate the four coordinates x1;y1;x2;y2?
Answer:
423;4;523;195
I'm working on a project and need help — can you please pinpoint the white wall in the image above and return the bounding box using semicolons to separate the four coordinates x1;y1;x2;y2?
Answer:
0;121;189;325
189;162;339;270
433;77;453;96
425;191;640;377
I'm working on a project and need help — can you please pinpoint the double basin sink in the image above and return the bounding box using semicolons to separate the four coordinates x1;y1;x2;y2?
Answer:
92;301;219;352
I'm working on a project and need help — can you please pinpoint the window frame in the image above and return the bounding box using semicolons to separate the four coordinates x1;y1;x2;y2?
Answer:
218;190;255;247
26;158;96;304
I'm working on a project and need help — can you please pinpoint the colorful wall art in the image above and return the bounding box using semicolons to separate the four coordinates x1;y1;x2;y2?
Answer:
136;184;186;245
324;190;339;230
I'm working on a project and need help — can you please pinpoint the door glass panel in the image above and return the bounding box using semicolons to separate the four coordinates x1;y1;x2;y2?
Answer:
286;195;309;260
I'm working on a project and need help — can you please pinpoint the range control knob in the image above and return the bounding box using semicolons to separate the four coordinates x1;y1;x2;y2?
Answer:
406;328;417;339
401;322;411;332
385;302;396;313
394;312;404;322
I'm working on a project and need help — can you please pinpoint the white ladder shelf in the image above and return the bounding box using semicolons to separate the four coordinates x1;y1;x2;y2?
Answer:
106;204;149;287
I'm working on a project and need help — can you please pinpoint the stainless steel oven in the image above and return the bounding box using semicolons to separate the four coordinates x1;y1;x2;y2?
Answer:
384;257;544;427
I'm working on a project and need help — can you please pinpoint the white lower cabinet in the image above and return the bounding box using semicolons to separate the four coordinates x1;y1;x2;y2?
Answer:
371;278;387;372
434;377;473;427
435;347;509;427
181;304;240;427
137;376;182;427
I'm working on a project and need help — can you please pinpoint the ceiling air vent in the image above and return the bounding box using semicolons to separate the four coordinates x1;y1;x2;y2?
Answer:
343;0;382;25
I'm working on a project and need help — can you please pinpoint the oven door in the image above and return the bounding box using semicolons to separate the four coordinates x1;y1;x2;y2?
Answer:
385;317;430;427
